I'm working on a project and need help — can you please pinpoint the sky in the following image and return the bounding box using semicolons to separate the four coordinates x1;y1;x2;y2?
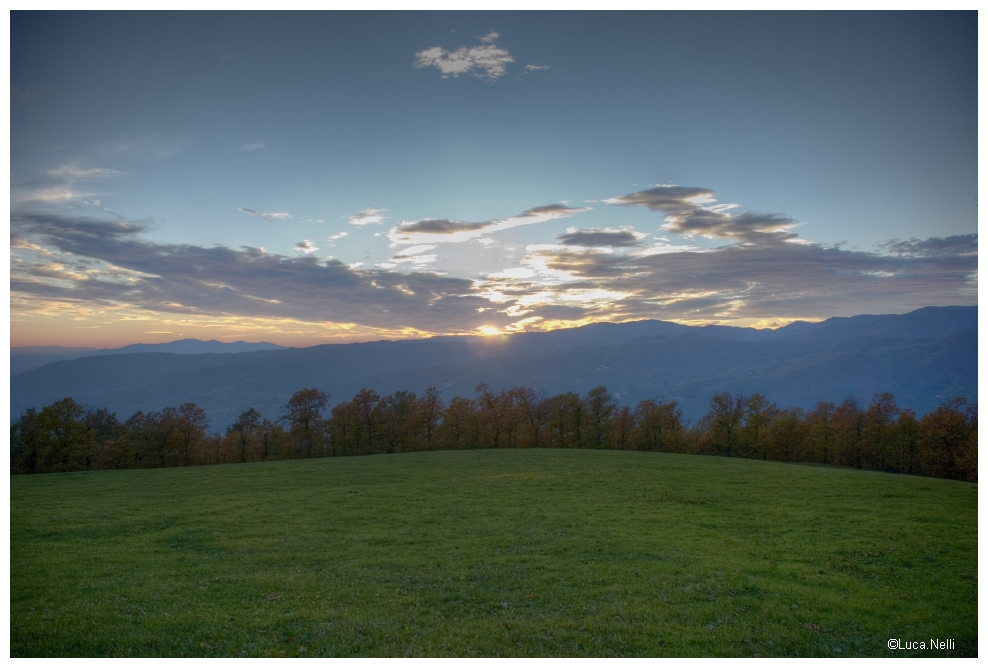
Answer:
9;11;978;348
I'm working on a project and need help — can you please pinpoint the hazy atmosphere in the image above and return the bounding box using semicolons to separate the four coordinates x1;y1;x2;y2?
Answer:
10;12;977;347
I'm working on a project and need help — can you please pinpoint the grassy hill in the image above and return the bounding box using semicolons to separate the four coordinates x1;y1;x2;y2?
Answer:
10;449;976;657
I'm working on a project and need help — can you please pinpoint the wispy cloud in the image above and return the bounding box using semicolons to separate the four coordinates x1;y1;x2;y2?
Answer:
377;244;438;269
47;165;123;180
11;187;96;205
415;39;514;81
876;234;978;257
239;208;292;222
479;31;499;43
328;231;348;241
388;203;589;246
239;142;265;151
524;64;550;72
348;208;387;226
295;240;318;254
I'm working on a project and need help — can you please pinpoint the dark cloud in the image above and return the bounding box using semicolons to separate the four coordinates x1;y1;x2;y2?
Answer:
877;234;978;257
604;185;715;212
10;213;511;332
557;227;644;247
662;209;798;241
393;218;490;235
516;233;977;321
520;203;587;217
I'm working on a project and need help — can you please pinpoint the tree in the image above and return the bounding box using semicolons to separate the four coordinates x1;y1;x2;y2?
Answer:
917;398;970;479
82;406;124;470
280;389;328;458
126;407;179;468
741;394;775;459
177;403;209;466
418;387;444;450
437;396;476;450
632;400;683;452
229;407;261;463
585;386;617;449
708;393;746;457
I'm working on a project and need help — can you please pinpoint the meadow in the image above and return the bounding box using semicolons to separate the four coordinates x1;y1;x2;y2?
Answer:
10;449;977;657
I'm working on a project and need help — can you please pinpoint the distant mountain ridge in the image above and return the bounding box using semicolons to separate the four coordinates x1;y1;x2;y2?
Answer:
9;306;976;428
9;339;288;376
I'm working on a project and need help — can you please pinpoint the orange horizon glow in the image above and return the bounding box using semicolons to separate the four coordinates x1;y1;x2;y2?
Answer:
9;301;826;349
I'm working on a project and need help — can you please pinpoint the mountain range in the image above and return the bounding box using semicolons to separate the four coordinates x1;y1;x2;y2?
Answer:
9;306;976;429
10;339;287;376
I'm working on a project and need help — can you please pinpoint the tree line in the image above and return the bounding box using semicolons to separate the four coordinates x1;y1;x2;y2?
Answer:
10;385;977;482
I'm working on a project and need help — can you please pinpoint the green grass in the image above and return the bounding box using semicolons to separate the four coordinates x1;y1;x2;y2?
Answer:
10;449;977;657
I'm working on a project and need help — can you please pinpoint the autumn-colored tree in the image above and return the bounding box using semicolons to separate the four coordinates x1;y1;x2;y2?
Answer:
917;398;970;479
176;403;209;466
229;407;261;463
280;388;328;458
631;400;683;452
585;386;617;449
708;393;746;457
741;394;776;459
437;396;477;450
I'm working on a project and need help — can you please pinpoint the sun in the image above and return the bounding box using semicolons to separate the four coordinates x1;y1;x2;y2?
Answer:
478;326;500;336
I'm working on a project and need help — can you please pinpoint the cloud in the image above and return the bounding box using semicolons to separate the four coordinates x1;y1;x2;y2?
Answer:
524;64;550;71
239;208;292;221
387;203;589;246
47;165;122;180
348;208;387;226
10;212;516;333
662;209;799;242
479;31;499;43
11;187;95;205
328;231;348;241
415;43;514;81
877;234;978;257
379;244;439;268
482;232;977;325
604;185;717;212
296;240;318;254
557;226;647;247
239;142;265;151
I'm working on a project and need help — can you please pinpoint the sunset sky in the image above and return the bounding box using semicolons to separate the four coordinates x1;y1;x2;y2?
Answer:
10;11;977;348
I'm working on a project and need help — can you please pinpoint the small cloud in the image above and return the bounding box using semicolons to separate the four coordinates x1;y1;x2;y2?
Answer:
12;187;93;205
662;209;799;241
415;42;514;81
557;226;646;247
524;64;550;72
479;31;500;43
876;234;978;257
328;231;349;241
388;203;588;246
239;208;292;221
296;240;318;254
604;185;717;212
239;142;265;151
47;165;122;180
349;209;387;226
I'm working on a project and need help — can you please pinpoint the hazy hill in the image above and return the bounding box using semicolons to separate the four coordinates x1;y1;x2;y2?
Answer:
9;306;976;428
9;339;288;376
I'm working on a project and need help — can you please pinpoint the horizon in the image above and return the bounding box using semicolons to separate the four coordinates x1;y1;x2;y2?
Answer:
10;12;976;348
9;303;974;351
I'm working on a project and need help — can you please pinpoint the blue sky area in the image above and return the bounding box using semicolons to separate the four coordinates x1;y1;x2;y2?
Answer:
10;11;977;347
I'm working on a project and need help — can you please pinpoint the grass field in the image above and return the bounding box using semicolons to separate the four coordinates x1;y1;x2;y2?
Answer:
10;449;977;657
